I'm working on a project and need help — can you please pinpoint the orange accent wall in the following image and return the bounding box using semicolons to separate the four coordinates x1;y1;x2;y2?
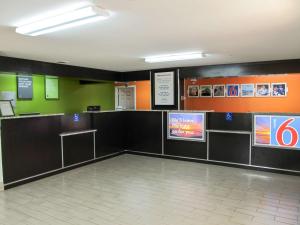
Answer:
115;81;151;110
184;74;300;113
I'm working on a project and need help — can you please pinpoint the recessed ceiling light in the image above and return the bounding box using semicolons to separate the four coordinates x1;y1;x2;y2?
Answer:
145;52;205;63
16;5;110;36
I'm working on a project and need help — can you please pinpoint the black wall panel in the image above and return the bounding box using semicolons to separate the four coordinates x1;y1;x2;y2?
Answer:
124;111;162;154
165;140;207;159
121;70;150;81
180;59;300;78
252;147;300;171
208;113;252;131
1;116;62;183
0;56;120;81
163;112;207;159
63;133;94;166
209;132;250;164
92;112;125;157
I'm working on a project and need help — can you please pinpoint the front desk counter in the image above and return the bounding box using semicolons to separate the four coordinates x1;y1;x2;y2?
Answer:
0;111;124;188
1;110;300;189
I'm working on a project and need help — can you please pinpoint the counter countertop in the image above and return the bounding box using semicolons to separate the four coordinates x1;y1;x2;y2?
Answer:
60;129;97;137
0;110;216;120
0;113;65;120
84;109;214;113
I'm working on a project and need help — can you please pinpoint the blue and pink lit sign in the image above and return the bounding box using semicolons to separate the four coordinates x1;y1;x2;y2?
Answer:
168;112;205;142
254;115;300;149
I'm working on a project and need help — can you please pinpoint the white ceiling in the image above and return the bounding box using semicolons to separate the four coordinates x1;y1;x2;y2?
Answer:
0;0;300;72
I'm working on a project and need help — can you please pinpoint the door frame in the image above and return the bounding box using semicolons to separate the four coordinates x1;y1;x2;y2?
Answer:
115;85;136;110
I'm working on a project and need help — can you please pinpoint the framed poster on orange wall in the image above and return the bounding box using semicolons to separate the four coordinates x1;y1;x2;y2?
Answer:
226;84;239;97
256;83;270;97
213;84;225;97
241;84;255;97
200;85;212;97
188;85;199;97
271;83;287;97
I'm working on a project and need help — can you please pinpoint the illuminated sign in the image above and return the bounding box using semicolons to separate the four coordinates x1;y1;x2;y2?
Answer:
254;115;300;149
73;113;80;122
225;112;233;122
168;112;205;142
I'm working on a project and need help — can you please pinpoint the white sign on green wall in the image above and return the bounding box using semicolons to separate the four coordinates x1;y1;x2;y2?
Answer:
45;76;59;99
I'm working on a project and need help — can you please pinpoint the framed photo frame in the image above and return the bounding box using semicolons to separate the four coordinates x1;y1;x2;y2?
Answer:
0;100;15;117
154;71;175;106
17;75;33;100
213;84;225;97
199;85;212;97
45;76;59;100
271;83;287;97
226;84;239;97
241;84;255;97
187;85;199;97
256;83;270;97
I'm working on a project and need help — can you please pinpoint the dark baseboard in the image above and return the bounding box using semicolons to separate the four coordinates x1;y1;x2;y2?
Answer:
125;151;300;177
4;151;125;190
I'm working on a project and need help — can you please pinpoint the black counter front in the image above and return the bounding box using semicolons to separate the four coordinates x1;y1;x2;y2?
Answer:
1;111;300;189
163;112;207;159
92;111;125;157
0;112;125;187
123;111;163;154
1;115;62;184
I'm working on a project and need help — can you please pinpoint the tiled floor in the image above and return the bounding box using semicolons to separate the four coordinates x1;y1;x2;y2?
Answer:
0;154;300;225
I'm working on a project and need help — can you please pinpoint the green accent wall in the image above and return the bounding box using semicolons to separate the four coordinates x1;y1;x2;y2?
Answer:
0;73;115;114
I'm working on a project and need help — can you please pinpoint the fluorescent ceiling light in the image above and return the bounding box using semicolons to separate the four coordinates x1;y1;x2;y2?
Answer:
145;52;204;63
16;6;110;36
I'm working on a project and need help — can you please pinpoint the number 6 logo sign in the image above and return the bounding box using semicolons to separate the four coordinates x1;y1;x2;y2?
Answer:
276;118;299;147
254;115;300;149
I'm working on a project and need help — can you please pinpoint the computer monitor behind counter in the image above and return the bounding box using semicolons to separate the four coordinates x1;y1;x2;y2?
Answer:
87;105;101;112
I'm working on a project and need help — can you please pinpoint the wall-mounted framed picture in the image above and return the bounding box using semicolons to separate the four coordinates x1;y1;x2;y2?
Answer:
154;71;175;106
226;84;239;97
241;84;255;97
213;84;225;97
0;100;15;117
256;83;270;97
271;83;287;97
187;85;199;97
17;75;33;99
45;76;59;99
199;85;212;97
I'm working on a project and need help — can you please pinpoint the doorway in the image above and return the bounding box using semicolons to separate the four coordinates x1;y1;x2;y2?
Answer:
115;86;136;110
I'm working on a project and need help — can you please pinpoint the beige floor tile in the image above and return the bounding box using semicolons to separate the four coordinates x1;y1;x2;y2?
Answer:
0;155;300;225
